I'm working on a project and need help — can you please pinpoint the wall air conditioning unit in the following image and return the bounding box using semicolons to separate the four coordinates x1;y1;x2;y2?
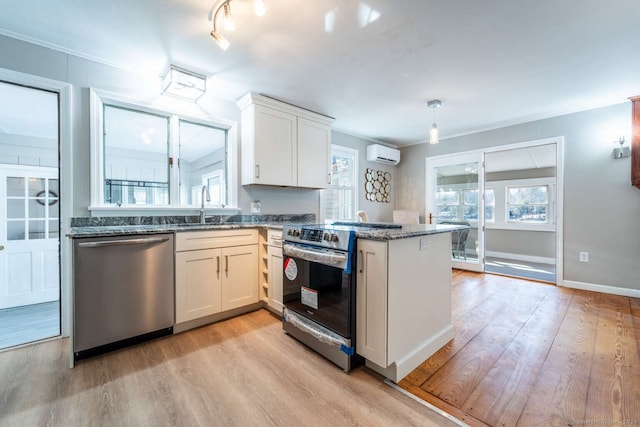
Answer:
366;144;400;165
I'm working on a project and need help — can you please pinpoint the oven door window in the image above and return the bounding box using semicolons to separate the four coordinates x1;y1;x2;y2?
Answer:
283;256;352;337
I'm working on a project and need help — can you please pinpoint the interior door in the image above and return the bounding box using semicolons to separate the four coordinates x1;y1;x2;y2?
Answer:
0;166;60;309
426;152;484;272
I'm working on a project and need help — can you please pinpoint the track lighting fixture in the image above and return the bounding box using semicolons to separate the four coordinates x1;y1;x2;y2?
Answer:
427;99;442;144
210;0;266;50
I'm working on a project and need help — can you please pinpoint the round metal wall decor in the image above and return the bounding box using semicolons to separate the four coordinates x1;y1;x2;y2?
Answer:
365;168;391;203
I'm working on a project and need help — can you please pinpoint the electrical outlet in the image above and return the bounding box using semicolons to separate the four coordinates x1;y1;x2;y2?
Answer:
251;201;261;214
579;252;589;263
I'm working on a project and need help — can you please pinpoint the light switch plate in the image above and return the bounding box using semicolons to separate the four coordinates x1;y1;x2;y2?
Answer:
420;237;429;250
579;252;589;263
251;201;261;214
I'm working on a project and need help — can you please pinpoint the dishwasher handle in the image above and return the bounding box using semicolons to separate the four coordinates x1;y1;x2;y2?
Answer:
78;236;170;248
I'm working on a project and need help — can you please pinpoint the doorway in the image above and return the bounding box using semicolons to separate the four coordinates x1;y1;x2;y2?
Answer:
0;80;61;349
483;144;557;283
426;137;564;283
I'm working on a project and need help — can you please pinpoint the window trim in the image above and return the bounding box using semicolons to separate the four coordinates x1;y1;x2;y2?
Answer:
320;145;358;222
485;177;555;232
89;88;238;215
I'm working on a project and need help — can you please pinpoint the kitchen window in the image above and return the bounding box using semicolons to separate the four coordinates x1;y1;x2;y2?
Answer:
90;89;237;212
321;145;358;221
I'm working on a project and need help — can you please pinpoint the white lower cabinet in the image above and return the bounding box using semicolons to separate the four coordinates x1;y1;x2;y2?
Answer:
267;243;283;313
175;248;222;323
356;233;455;383
175;230;259;325
220;245;259;311
356;239;388;367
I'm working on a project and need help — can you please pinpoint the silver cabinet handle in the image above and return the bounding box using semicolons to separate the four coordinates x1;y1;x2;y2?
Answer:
216;256;220;274
328;173;331;185
78;237;170;248
225;255;229;273
359;250;363;273
256;164;260;179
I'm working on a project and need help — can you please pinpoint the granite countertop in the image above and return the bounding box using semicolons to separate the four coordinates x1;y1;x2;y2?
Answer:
353;223;468;241
67;222;290;238
67;214;315;238
67;216;467;240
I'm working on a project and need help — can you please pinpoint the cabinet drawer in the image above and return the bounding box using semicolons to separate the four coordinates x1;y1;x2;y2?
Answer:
176;229;258;252
267;229;282;247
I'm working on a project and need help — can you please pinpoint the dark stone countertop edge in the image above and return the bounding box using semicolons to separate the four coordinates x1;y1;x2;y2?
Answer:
354;224;467;241
68;221;467;240
67;222;295;238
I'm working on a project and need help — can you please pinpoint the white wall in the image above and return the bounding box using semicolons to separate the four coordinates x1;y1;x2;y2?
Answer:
397;102;640;292
332;132;396;222
0;134;57;167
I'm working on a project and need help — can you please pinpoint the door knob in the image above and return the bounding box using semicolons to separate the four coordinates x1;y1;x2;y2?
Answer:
0;245;4;250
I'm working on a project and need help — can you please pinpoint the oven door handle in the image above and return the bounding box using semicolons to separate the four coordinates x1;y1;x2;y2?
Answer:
282;243;348;267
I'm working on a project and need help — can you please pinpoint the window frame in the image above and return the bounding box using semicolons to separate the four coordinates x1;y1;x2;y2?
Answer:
89;88;238;215
321;145;358;222
506;184;550;224
484;177;555;232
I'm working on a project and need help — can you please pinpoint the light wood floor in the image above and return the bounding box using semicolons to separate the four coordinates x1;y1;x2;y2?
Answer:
0;309;459;427
400;270;640;426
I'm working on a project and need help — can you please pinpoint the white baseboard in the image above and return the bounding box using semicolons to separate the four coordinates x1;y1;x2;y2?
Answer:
485;251;555;265
562;280;640;298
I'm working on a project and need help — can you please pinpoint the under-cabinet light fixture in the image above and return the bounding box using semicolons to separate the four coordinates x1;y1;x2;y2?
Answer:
612;136;630;159
161;65;206;101
210;0;266;51
427;99;442;144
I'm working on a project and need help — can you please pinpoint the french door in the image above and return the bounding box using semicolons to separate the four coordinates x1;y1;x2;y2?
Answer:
0;166;60;309
426;152;485;272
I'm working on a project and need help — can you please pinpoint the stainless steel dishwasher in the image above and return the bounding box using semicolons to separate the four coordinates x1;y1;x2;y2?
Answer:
73;233;174;359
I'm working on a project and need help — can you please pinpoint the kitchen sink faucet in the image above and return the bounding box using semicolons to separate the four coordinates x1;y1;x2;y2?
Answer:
200;185;211;224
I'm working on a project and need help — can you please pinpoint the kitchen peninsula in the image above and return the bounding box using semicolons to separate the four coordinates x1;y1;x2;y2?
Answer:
69;216;462;384
352;224;460;383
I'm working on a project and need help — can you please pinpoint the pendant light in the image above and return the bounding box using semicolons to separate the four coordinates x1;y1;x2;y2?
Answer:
427;99;442;144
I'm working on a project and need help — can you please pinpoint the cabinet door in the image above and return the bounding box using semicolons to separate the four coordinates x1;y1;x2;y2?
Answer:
221;244;259;311
175;248;222;323
253;105;297;186
356;239;388;367
267;244;284;314
297;117;331;189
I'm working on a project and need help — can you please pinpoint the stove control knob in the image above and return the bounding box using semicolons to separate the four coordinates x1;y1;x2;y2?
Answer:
287;229;292;236
293;229;301;237
323;233;330;241
330;233;339;242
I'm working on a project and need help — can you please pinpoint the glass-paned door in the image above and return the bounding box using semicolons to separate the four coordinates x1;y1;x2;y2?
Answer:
426;153;484;272
1;167;60;309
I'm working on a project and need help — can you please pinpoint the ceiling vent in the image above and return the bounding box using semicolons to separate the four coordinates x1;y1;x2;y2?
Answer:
366;144;400;165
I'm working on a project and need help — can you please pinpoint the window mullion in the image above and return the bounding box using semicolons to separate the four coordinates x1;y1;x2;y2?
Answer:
169;115;180;207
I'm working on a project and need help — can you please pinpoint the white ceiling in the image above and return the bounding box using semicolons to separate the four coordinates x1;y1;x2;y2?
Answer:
1;0;640;146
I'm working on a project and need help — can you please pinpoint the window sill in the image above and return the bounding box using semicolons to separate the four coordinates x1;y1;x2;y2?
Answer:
89;205;241;217
486;223;555;232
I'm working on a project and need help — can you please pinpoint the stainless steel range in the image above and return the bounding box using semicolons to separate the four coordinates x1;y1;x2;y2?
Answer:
281;222;401;371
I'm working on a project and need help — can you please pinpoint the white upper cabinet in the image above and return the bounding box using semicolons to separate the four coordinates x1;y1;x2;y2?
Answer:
238;93;332;188
297;117;331;188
